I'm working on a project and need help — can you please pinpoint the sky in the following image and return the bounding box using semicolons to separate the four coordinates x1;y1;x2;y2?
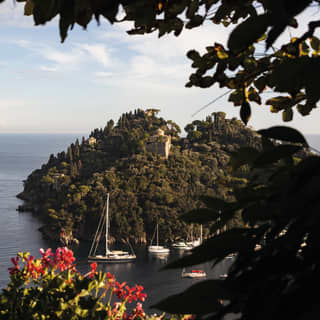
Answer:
1;1;320;135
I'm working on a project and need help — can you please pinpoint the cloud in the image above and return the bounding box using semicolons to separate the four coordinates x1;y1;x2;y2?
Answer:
0;1;32;27
40;65;58;72
78;43;111;67
0;99;26;110
41;48;84;65
94;71;113;77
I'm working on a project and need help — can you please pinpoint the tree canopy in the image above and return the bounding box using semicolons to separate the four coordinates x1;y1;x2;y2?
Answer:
18;110;258;246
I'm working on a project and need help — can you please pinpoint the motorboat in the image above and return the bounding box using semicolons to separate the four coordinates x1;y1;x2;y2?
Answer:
181;268;206;278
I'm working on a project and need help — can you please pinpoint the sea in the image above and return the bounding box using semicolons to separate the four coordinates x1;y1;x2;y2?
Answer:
0;133;319;313
0;133;239;314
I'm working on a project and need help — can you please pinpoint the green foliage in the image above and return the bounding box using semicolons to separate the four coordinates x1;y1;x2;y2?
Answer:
18;110;259;244
0;247;151;320
155;127;317;320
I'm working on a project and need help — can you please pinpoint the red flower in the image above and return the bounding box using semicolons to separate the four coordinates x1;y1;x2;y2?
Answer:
124;285;137;303
114;281;127;300
8;256;20;275
89;262;97;278
135;285;147;302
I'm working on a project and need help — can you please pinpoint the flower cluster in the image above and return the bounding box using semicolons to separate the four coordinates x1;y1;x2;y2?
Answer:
113;283;147;303
8;247;76;279
7;247;147;320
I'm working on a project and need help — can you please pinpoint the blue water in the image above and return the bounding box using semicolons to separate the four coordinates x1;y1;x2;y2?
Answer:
0;133;319;313
0;133;234;313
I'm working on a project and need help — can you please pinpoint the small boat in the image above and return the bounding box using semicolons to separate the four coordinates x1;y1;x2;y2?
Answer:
88;193;136;263
186;225;203;248
181;268;206;278
148;224;170;254
172;241;193;250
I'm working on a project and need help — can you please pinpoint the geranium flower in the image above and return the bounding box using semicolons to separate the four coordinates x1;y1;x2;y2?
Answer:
89;262;97;278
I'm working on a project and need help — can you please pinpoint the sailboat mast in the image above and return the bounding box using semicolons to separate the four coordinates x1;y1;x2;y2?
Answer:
106;193;109;255
200;224;203;244
156;224;159;246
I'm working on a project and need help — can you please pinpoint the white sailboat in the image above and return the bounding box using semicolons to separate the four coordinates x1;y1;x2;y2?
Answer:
172;241;193;250
148;224;170;254
186;224;203;248
88;193;136;263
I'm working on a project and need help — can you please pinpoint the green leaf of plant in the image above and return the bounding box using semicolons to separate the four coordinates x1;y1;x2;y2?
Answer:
253;145;302;167
186;14;204;29
240;101;251;125
258;126;308;145
186;49;201;61
186;0;199;19
228;14;270;53
163;228;252;269
24;0;34;16
181;208;219;224
230;147;260;170
282;108;293;122
269;57;308;92
152;280;233;314
248;87;261;105
311;36;320;51
200;196;233;211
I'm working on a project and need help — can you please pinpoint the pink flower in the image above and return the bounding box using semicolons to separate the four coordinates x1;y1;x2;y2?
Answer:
54;247;76;272
39;248;53;267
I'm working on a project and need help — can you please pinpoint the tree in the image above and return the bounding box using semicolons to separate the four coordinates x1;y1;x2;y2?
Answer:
13;1;320;319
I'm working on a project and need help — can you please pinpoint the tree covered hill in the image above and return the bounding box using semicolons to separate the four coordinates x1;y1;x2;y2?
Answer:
17;109;261;244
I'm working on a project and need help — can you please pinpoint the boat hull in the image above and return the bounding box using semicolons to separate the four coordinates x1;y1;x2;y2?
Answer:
148;246;170;254
88;255;136;263
181;272;206;278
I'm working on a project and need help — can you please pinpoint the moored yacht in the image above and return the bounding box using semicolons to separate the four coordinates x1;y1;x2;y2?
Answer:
148;224;170;254
88;193;136;263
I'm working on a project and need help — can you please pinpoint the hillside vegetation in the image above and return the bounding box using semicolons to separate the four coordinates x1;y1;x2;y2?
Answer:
18;109;260;244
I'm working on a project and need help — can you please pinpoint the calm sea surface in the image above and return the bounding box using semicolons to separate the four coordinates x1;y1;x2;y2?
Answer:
0;133;319;313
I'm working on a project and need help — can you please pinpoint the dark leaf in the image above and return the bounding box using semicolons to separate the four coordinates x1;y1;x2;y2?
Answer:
152;280;233;314
200;196;233;211
282;108;293;122
164;229;253;269
187;49;201;61
240;101;251;125
228;14;270;53
230;147;260;170
266;23;286;49
253;145;302;167
186;0;199;19
258;126;307;145
181;208;219;224
186;14;204;29
310;36;320;52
